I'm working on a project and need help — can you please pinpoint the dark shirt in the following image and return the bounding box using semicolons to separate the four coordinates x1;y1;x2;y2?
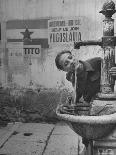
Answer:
66;57;102;103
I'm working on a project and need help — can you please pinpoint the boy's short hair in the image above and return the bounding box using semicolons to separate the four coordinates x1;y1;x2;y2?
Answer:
55;50;71;70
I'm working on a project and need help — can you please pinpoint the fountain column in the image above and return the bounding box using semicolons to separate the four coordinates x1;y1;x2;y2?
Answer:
99;0;116;97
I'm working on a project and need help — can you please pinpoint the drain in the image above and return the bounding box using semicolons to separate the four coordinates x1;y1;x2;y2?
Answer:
24;133;33;136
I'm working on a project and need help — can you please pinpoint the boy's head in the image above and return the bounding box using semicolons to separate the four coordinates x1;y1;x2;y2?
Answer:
55;50;75;72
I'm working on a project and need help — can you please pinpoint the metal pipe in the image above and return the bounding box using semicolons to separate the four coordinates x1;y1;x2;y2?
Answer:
74;40;102;49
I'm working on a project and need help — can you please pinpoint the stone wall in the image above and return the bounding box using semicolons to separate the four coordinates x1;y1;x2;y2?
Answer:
1;0;115;89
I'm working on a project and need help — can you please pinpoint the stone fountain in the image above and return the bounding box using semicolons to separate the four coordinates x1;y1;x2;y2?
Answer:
56;0;116;154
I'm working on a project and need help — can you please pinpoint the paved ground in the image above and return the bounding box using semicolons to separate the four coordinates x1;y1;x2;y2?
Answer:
0;122;85;155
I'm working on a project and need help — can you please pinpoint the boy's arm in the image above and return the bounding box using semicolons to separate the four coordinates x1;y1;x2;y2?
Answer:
66;71;74;82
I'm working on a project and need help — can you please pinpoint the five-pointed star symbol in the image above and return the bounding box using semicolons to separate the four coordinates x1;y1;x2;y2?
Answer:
20;27;33;41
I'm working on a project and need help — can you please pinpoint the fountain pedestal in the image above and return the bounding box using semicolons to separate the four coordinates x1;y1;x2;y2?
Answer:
94;128;116;155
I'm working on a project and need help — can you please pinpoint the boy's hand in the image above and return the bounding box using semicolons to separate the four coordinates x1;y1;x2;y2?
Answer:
66;72;74;82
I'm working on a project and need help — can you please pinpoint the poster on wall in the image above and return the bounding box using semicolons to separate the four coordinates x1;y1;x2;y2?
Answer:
7;42;24;67
48;17;83;46
7;42;42;73
23;45;41;58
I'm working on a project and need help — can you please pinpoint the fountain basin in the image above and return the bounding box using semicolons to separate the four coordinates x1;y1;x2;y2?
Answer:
56;104;116;140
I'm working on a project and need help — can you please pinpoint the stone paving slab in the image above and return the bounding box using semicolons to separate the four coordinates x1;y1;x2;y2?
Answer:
0;123;55;155
0;123;14;141
44;122;85;155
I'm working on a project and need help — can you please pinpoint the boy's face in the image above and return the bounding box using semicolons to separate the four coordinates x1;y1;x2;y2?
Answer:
59;53;75;72
59;53;84;74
